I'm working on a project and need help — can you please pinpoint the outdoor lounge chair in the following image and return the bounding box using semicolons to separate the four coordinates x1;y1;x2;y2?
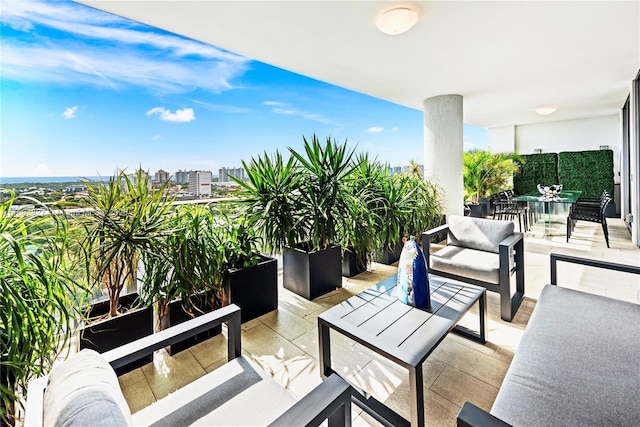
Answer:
422;215;525;322
25;304;353;426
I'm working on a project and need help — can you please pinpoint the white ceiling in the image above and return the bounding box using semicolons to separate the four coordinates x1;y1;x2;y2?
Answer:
78;1;640;128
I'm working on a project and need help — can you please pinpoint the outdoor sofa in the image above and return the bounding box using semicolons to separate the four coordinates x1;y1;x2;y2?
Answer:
458;253;640;426
422;215;525;321
25;304;353;426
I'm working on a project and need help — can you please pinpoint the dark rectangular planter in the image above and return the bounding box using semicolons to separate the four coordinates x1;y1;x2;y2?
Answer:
468;203;487;217
223;254;278;323
167;291;222;355
480;198;493;216
341;247;367;278
80;293;153;375
376;242;403;265
283;243;342;300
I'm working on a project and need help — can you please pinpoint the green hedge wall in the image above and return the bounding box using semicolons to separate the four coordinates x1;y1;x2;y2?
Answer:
557;149;614;198
513;153;558;195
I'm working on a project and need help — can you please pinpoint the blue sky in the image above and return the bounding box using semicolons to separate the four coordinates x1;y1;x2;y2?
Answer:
0;0;487;178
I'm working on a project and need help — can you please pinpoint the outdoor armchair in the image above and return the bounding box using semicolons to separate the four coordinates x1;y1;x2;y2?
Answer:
422;215;525;322
25;304;353;426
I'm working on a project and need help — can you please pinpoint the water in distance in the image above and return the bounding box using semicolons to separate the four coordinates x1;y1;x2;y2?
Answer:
0;176;103;185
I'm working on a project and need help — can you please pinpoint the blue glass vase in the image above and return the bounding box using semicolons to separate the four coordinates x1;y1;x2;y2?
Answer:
396;236;431;309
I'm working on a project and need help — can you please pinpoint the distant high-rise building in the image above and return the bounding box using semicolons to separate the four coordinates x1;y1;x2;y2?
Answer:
189;170;212;197
120;169;151;192
155;169;170;184
174;170;190;184
218;167;245;183
391;166;403;176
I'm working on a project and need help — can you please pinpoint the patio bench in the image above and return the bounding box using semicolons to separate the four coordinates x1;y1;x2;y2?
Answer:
422;215;525;321
25;304;353;426
457;253;640;426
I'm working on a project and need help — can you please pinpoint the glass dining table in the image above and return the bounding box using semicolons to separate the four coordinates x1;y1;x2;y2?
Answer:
513;190;582;235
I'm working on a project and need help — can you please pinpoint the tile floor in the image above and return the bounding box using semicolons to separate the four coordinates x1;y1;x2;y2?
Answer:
118;218;639;426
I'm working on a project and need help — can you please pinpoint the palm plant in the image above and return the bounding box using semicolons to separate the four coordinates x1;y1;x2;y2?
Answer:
463;150;523;204
0;193;83;425
80;169;176;318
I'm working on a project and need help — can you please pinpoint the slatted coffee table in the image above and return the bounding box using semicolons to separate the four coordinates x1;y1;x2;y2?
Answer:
318;274;487;427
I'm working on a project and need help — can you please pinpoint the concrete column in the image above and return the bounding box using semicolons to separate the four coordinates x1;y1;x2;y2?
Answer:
423;95;463;218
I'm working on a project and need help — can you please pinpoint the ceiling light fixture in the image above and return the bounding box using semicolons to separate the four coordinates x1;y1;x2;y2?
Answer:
376;3;420;35
535;106;558;115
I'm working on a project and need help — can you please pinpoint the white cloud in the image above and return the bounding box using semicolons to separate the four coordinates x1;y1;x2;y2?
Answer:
366;126;384;133
146;107;195;123
263;101;287;107
0;1;251;94
62;106;78;119
391;127;399;132
151;135;163;140
191;99;251;114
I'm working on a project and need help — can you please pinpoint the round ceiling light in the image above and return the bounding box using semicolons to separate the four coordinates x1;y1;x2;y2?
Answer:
376;3;420;35
535;106;558;115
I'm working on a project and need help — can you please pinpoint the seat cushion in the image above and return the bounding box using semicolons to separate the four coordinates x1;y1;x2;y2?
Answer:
447;215;514;254
429;246;500;284
132;355;297;426
43;349;132;427
491;285;640;426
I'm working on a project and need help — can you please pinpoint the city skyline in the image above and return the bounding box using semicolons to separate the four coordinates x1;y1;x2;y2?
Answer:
0;0;487;178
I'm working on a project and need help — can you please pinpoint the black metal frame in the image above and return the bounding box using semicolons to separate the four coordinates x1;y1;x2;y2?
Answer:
550;252;640;284
422;225;525;322
26;304;354;427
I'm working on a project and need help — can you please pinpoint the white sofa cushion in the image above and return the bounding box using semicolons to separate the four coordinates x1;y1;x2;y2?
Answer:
447;215;514;254
43;349;132;426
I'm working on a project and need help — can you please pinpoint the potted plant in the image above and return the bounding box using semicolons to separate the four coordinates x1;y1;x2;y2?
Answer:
217;208;278;323
338;154;386;276
463;150;523;217
140;203;225;354
0;193;82;425
375;172;416;264
235;135;358;299
77;169;175;365
403;175;444;239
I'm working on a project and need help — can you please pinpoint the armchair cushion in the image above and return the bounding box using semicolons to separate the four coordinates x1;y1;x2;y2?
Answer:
429;246;500;284
447;215;514;254
132;356;296;426
43;349;132;427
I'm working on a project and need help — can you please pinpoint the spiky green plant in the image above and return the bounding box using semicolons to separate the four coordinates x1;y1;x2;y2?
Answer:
140;204;226;330
232;150;303;254
0;192;83;425
339;153;387;269
80;169;176;317
289;135;359;251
